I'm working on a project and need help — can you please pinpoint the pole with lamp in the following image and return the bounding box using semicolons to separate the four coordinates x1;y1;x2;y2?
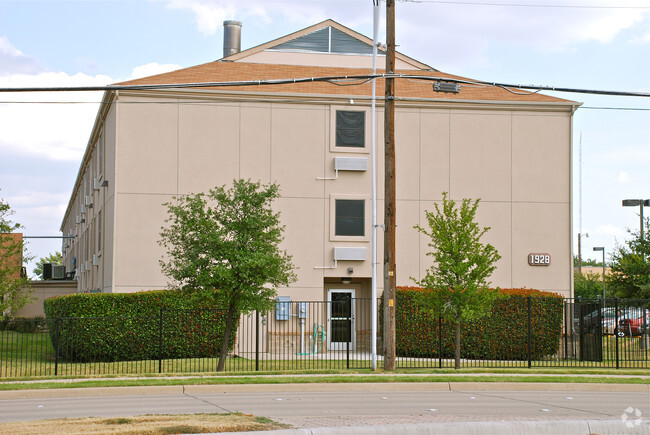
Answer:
592;247;605;303
622;199;650;253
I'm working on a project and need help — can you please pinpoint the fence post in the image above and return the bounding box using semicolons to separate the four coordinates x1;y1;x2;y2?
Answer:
255;310;260;372
346;300;351;370
54;317;60;377
527;297;532;368
615;298;619;369
438;315;442;369
158;308;163;374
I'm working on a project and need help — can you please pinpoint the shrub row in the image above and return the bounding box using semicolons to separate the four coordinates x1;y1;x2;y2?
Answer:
44;290;236;363
391;287;564;361
0;316;47;333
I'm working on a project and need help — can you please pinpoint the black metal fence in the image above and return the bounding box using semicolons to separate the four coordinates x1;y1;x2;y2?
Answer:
1;297;648;378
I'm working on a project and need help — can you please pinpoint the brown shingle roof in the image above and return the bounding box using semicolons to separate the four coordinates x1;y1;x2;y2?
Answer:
117;62;572;104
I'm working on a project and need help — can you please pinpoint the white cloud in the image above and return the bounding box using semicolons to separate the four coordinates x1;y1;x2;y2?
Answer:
0;36;44;76
618;171;630;183
0;36;23;56
129;62;182;80
0;72;110;161
630;28;650;44
595;224;625;237
166;0;237;35
0;62;181;163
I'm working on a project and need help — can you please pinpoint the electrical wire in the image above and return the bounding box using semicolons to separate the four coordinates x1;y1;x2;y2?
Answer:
404;1;650;9
1;73;649;98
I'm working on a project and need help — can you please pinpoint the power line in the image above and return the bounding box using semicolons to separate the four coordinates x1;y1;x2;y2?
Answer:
0;74;649;98
404;0;650;9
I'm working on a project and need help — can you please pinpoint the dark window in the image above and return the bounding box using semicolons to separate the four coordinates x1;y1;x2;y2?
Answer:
335;199;364;236
336;111;365;148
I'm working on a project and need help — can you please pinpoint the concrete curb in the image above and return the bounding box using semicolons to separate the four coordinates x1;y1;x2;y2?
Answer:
229;420;650;435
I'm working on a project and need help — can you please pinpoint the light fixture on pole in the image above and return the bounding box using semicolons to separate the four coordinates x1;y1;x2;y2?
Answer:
593;247;605;303
622;199;650;242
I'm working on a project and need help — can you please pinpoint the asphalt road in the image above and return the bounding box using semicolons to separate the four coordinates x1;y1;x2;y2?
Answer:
1;383;649;433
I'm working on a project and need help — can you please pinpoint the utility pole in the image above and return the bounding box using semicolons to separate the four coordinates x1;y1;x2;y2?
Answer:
383;0;396;371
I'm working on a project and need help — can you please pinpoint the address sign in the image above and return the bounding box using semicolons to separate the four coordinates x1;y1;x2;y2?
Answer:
528;253;551;266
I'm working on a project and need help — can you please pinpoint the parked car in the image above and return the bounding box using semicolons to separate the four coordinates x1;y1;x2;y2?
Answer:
617;308;650;337
580;307;619;335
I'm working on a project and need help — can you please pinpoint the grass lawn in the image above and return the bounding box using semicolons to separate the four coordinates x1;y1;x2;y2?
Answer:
0;413;289;435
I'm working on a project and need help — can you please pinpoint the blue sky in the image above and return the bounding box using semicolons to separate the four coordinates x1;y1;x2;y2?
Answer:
0;0;649;275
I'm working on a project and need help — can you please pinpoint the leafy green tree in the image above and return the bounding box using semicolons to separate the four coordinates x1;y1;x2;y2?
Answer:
573;255;603;267
413;192;502;369
33;251;63;279
159;179;296;371
573;271;605;299
606;219;650;299
0;190;32;318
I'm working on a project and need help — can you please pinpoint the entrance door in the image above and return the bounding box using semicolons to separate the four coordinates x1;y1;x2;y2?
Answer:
327;289;356;351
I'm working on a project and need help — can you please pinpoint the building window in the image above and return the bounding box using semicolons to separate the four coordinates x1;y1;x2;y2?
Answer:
335;199;365;236
336;110;365;148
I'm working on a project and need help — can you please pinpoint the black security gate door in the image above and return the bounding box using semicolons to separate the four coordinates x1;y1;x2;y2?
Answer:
578;301;603;362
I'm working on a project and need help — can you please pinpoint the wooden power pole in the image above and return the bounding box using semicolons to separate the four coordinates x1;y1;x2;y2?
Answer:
383;0;396;371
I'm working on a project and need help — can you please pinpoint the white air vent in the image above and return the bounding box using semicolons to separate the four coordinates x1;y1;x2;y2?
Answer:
333;247;367;261
334;157;367;172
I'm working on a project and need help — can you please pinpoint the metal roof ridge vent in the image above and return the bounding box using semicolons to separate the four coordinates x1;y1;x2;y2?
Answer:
223;20;242;58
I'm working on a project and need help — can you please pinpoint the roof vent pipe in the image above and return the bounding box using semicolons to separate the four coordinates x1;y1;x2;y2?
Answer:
223;20;242;58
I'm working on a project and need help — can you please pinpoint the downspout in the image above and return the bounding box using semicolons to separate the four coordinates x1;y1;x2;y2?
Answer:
371;0;380;371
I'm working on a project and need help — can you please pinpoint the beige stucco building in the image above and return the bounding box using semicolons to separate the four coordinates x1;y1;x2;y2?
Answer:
60;20;578;304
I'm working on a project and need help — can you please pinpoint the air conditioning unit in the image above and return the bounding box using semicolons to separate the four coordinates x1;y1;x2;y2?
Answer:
333;247;367;261
80;204;85;214
43;263;53;280
93;178;101;191
75;215;82;224
334;157;368;172
92;254;99;266
85;195;92;206
52;265;66;280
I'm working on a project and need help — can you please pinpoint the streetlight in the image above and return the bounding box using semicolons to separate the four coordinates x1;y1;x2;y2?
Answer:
593;247;605;303
621;199;650;242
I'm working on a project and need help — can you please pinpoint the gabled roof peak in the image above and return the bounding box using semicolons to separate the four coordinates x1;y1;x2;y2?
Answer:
222;19;435;71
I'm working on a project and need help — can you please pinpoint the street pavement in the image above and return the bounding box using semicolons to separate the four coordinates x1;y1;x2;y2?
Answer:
1;381;649;434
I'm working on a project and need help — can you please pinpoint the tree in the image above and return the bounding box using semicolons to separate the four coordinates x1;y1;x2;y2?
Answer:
159;179;296;371
413;192;502;369
606;219;650;299
573;255;603;268
0;190;32;318
33;251;63;279
573;271;605;299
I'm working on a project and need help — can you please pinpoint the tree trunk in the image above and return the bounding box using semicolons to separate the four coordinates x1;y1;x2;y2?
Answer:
217;300;237;372
454;319;461;370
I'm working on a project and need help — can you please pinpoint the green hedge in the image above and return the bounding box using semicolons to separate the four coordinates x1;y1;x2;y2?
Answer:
43;290;236;363
392;287;564;361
